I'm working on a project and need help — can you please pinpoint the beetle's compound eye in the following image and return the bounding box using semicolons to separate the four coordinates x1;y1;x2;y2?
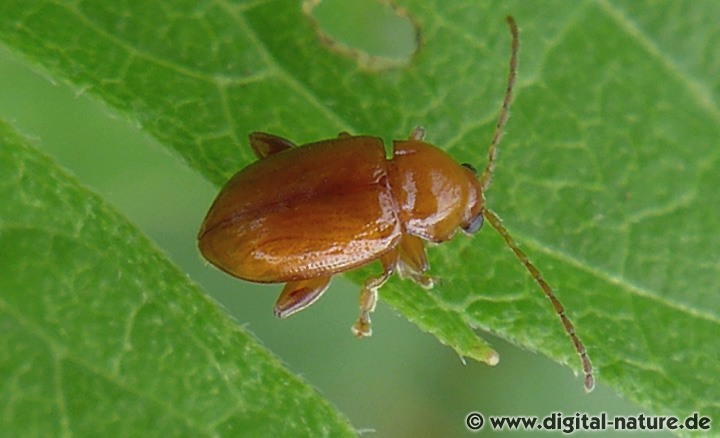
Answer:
461;214;484;235
461;163;478;175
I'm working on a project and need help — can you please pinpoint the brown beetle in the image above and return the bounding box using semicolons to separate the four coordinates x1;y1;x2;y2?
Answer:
198;17;594;391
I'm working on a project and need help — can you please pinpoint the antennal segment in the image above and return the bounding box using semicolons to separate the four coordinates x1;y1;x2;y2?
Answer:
480;16;519;193
484;209;595;392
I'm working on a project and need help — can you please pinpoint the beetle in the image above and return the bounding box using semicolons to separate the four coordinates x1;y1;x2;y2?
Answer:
198;17;594;391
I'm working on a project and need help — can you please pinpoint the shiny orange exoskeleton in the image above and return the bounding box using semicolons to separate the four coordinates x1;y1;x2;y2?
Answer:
199;17;594;391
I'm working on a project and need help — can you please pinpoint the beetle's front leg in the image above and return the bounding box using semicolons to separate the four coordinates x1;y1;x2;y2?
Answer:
352;249;398;338
397;234;435;289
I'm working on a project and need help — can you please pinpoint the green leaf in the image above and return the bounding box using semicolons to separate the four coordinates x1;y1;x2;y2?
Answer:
1;0;719;431
0;124;354;435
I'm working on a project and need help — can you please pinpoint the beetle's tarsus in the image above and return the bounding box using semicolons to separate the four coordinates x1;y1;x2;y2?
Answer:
409;127;425;141
353;253;397;338
353;285;377;337
397;263;435;289
352;316;372;338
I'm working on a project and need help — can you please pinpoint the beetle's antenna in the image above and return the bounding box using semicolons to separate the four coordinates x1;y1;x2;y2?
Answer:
480;16;519;193
484;209;595;392
480;17;594;392
479;17;594;392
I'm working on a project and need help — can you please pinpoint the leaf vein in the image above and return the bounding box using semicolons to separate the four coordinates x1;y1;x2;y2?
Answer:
521;231;720;326
0;296;215;434
597;0;720;124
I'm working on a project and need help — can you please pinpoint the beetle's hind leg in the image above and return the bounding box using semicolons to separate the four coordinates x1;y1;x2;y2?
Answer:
274;276;332;318
352;250;398;338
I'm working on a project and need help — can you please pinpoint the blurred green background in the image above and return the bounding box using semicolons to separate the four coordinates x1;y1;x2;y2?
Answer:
0;1;664;436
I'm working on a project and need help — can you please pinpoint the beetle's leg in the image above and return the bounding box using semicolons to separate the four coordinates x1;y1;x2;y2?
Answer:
337;132;352;139
397;234;435;289
249;132;296;159
352;249;398;338
408;127;425;141
274;276;332;318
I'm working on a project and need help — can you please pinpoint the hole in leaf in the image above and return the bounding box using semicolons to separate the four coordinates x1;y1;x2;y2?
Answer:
303;0;419;71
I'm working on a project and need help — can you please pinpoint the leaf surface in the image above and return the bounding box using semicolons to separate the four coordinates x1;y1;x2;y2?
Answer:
0;122;354;435
1;0;718;427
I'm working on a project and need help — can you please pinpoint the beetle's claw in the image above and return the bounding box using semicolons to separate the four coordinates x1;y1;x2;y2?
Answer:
352;315;372;338
418;275;436;289
397;264;436;289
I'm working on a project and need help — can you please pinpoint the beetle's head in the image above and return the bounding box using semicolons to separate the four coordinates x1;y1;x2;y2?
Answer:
390;140;484;242
458;162;485;235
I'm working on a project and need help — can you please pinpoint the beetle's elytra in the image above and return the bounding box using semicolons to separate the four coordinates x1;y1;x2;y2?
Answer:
198;16;594;392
